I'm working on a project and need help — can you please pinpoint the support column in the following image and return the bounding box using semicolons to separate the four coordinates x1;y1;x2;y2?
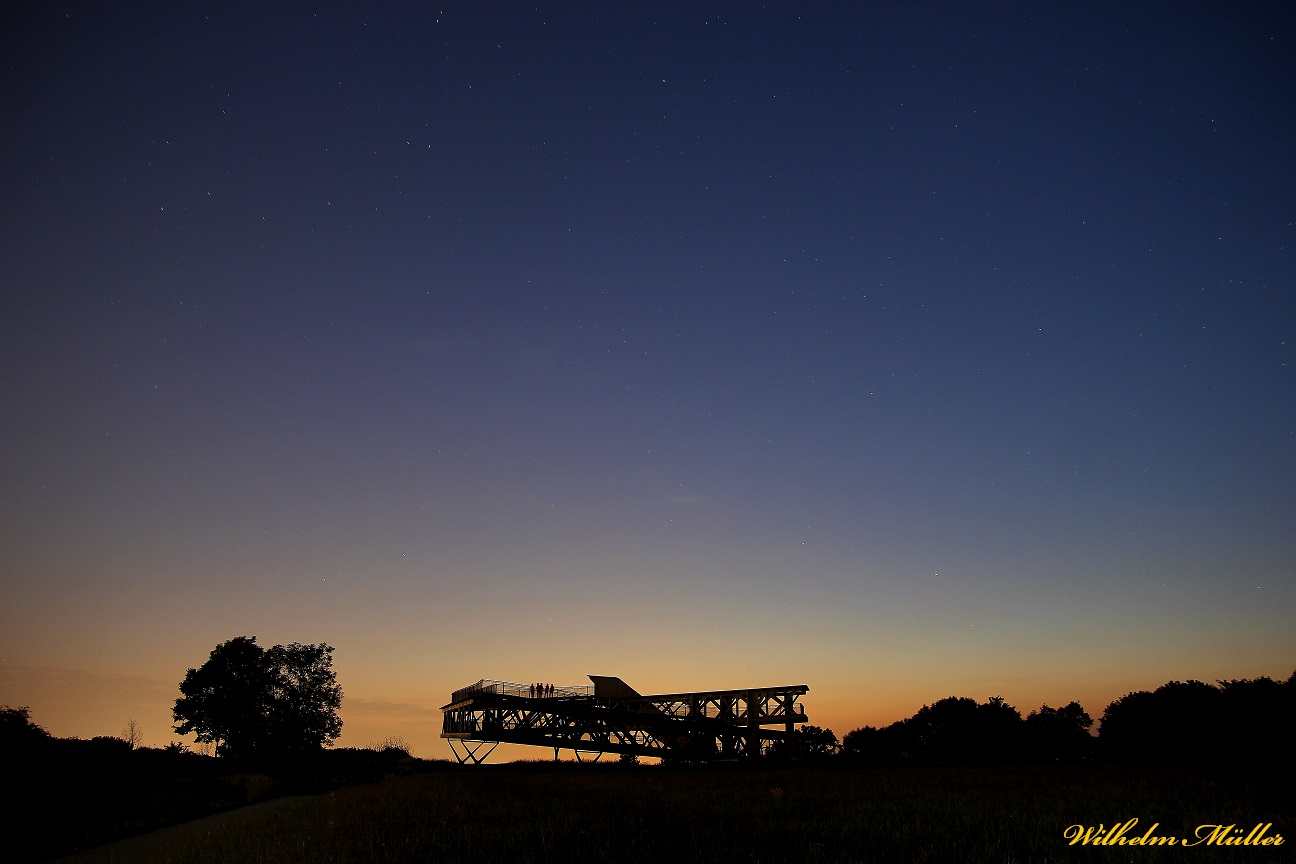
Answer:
720;695;735;756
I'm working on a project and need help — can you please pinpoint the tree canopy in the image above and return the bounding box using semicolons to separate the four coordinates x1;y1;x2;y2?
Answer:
841;695;1092;765
837;672;1294;766
1099;675;1295;762
1;705;51;751
173;636;342;760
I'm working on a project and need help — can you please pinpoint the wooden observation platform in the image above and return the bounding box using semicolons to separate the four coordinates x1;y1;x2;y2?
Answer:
441;675;809;763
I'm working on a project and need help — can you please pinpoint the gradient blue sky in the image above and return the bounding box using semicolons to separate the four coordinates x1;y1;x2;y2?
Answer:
2;2;1293;758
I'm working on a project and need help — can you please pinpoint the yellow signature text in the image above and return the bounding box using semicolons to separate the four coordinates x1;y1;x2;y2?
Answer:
1063;819;1284;847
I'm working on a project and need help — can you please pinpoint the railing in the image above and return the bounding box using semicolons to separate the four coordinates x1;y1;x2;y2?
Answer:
449;680;805;723
450;678;595;703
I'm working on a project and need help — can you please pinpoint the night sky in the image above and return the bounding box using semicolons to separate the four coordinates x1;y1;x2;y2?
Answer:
3;2;1293;758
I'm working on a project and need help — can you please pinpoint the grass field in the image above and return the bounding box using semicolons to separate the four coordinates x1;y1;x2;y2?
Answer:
116;760;1289;864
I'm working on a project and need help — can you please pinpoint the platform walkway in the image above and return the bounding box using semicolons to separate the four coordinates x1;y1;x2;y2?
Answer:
441;675;809;763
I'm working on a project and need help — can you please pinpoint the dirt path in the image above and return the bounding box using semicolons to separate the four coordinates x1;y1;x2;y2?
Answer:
53;795;315;863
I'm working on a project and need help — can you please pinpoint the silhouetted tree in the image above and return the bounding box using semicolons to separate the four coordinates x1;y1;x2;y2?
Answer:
781;724;839;759
804;725;840;756
1099;679;1223;761
906;697;979;762
263;642;344;757
1023;702;1093;761
173;636;342;760
841;725;891;764
1099;673;1296;763
1216;675;1294;760
1;705;51;754
904;696;1024;764
842;696;1028;765
977;696;1026;762
122;718;143;750
173;636;270;758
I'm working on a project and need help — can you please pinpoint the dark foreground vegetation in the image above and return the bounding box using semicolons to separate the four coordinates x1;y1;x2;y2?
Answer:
4;706;423;862
68;760;1293;864
6;668;1291;861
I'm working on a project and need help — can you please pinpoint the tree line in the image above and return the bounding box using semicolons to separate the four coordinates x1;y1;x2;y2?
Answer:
786;671;1296;765
4;633;1291;768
